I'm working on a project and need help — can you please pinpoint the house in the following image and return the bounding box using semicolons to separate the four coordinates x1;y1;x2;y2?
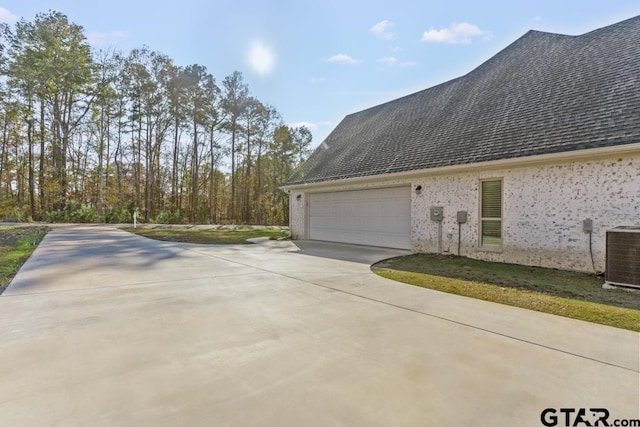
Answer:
282;16;640;273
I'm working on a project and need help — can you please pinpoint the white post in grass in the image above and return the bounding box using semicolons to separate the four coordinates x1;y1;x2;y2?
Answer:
133;210;137;229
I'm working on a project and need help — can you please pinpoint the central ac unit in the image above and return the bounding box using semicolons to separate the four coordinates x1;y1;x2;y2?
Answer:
605;226;640;288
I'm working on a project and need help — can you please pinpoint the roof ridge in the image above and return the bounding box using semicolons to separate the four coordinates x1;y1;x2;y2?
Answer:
346;15;640;121
343;29;576;120
343;76;465;119
579;14;640;36
286;15;640;186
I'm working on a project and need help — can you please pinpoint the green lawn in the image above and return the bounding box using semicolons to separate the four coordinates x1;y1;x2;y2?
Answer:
0;226;49;294
373;254;640;332
121;227;288;244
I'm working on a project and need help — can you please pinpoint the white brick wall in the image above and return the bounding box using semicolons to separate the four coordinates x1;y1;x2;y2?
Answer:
289;191;306;239
288;153;640;272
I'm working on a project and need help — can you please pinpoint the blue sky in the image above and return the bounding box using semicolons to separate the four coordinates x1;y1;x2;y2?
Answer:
2;1;640;147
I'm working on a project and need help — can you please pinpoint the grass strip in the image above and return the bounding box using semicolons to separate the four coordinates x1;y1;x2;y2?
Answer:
0;226;49;294
373;254;640;332
121;227;288;244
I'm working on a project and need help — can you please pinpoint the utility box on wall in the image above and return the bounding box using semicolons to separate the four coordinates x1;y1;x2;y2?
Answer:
457;211;468;224
430;206;444;222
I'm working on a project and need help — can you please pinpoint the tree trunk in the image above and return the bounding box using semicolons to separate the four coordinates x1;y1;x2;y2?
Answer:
104;111;111;216
115;111;123;201
15;142;23;205
27;114;36;220
135;114;142;210
244;125;251;223
97;105;105;219
172;118;179;210
145;115;152;222
51;99;64;211
0;113;8;196
208;128;216;223
230;120;236;222
38;101;46;215
255;143;263;224
191;119;198;223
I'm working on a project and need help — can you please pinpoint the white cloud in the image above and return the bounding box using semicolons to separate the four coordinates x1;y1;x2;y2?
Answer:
311;77;326;84
421;22;491;44
0;7;18;25
370;20;395;40
287;121;332;130
287;121;317;130
533;16;542;22
327;53;361;64
377;57;416;68
248;40;276;77
377;56;397;65
87;31;127;47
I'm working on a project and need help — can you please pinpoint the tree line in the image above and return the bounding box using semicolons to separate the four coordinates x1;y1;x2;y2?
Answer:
0;11;312;224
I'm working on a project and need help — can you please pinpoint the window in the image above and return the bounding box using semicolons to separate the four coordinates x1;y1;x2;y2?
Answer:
480;179;502;246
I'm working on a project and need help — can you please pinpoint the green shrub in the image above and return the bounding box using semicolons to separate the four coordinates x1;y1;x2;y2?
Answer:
154;210;185;224
43;210;65;223
1;207;26;222
69;204;98;223
43;202;99;223
104;206;134;224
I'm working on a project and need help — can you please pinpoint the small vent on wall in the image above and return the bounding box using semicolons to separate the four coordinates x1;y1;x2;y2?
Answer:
605;226;640;288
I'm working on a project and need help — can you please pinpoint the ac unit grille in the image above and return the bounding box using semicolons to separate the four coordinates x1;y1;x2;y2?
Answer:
606;227;640;288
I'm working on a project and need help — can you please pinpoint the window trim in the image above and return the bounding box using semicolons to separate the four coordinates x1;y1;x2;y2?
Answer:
479;178;503;248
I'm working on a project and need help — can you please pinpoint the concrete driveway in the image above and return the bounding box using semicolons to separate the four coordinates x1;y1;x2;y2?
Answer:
0;226;637;426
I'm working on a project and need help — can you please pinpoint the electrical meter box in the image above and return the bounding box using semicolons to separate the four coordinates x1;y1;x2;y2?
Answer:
430;206;444;222
457;211;468;224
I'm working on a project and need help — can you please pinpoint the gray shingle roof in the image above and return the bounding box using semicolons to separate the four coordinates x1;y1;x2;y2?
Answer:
285;16;640;186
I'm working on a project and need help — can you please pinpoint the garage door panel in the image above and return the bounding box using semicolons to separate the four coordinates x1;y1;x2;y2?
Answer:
309;187;411;249
311;229;407;248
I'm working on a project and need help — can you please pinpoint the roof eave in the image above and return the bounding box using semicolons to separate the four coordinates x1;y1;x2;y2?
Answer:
281;142;640;191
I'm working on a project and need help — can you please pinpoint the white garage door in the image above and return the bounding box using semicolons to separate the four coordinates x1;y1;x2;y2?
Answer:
309;186;411;249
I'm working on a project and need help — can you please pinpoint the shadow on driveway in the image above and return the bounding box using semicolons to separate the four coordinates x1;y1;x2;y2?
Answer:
291;240;410;264
3;226;186;295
